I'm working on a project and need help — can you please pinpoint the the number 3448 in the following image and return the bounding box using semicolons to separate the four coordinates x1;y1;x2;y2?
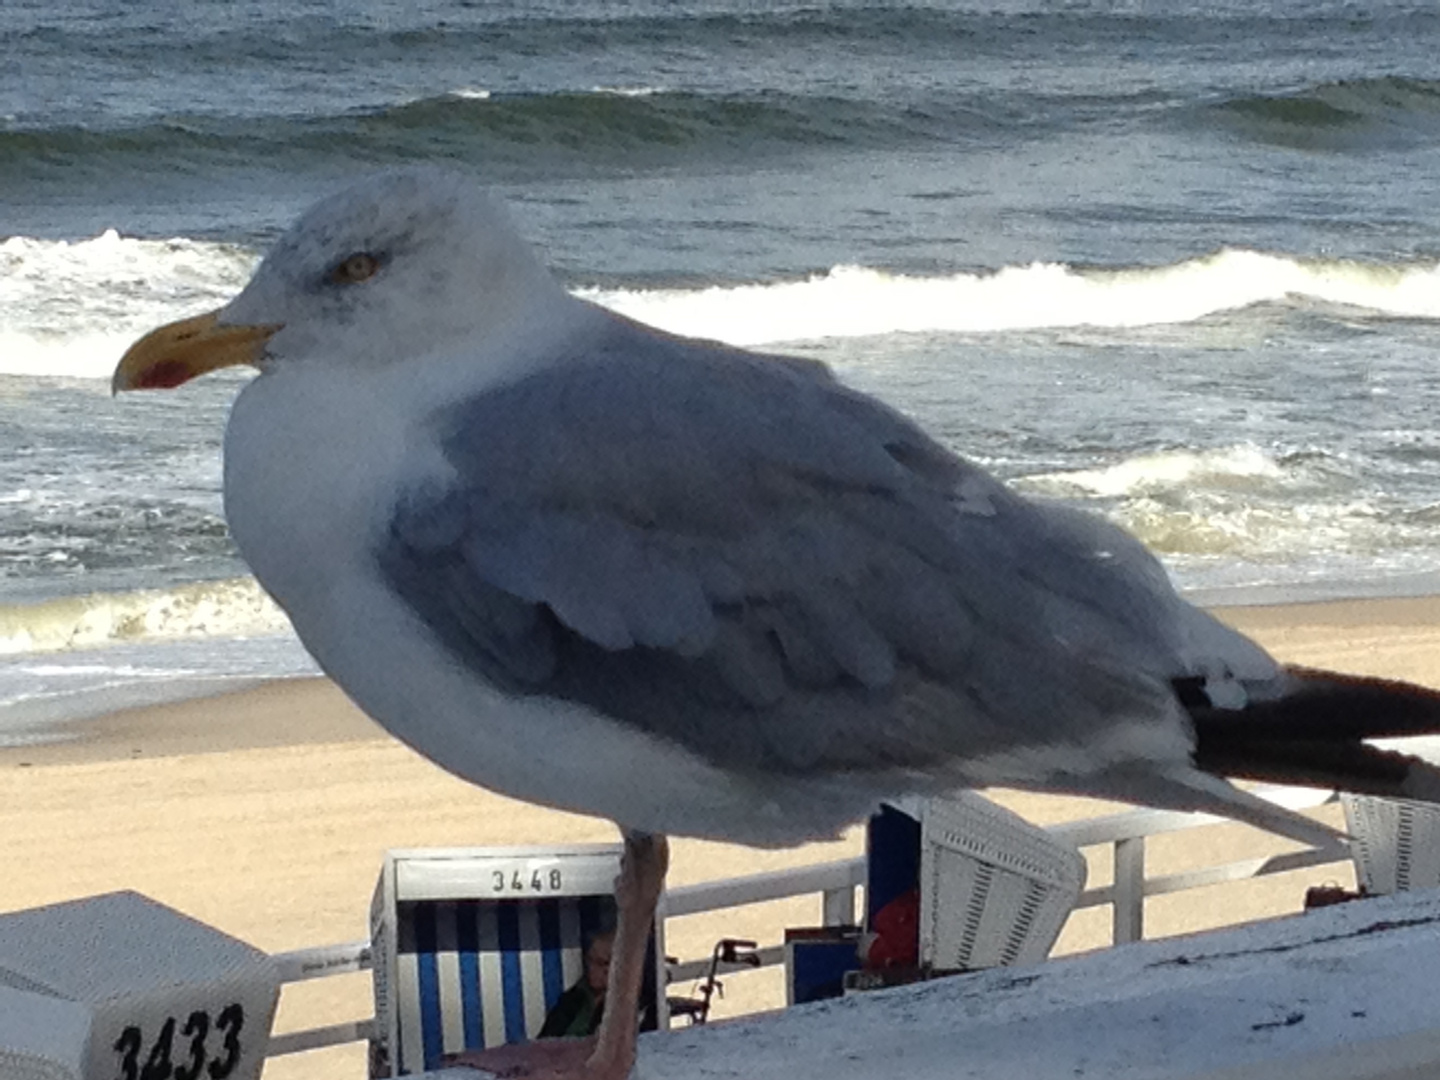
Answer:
491;868;563;893
113;1004;245;1080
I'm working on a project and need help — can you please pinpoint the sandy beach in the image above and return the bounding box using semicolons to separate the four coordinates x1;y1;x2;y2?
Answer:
5;595;1440;1080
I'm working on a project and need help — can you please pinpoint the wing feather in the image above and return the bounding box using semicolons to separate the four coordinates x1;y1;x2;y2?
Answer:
379;313;1202;782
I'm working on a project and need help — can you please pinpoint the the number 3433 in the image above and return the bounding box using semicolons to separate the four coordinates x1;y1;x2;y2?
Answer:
113;1004;245;1080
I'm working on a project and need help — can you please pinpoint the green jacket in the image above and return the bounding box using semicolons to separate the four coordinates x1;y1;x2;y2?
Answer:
539;982;602;1039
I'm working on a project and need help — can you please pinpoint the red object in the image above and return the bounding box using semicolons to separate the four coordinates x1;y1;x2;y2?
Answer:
864;887;920;969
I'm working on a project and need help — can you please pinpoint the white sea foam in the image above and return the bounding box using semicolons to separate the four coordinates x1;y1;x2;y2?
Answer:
1118;496;1401;572
1022;445;1287;500
0;230;257;379
7;236;1440;379
0;574;315;741
0;576;290;656
590;86;663;97
582;249;1440;345
0;329;154;380
1014;444;1409;574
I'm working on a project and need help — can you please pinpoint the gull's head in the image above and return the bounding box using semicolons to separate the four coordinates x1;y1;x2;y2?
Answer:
113;168;560;392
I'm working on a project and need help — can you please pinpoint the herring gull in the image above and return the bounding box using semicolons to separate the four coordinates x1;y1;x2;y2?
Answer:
114;168;1440;1079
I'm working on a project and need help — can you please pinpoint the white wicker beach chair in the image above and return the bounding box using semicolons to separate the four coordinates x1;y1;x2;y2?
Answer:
0;891;279;1080
1341;794;1440;894
368;846;664;1077
826;794;1086;1000
917;793;1087;970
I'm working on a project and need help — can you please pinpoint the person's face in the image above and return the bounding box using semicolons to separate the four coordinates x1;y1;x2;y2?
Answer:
585;935;614;996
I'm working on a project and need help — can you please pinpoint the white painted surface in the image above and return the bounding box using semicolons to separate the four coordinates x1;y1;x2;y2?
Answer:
625;889;1440;1080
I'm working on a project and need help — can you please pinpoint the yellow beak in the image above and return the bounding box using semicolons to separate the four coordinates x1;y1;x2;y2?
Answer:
112;310;282;393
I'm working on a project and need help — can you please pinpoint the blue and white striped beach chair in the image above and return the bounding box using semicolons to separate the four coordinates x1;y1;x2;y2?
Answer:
369;846;665;1077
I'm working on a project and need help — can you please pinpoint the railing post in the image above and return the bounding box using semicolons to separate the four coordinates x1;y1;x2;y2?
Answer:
821;885;855;927
1112;836;1146;945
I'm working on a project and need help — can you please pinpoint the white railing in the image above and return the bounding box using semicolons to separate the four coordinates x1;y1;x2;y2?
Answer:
1048;784;1345;944
267;943;377;1056
264;785;1349;1058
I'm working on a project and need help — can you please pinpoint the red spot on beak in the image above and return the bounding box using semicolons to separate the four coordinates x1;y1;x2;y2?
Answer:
133;359;196;390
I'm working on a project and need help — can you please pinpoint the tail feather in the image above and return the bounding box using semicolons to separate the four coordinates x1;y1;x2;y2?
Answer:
1187;665;1440;805
1194;738;1440;802
1196;666;1440;740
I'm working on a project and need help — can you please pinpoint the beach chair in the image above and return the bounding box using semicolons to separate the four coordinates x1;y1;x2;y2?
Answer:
0;891;279;1080
368;846;665;1077
1341;794;1440;894
793;795;1086;1001
916;792;1087;970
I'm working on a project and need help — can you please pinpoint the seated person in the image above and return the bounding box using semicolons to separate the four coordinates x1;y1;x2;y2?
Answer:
539;929;615;1038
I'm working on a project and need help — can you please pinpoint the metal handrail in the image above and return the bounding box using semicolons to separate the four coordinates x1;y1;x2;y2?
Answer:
273;940;373;983
660;858;867;919
268;1019;376;1058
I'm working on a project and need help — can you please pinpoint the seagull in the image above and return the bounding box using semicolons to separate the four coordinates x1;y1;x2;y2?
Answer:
115;168;1440;1079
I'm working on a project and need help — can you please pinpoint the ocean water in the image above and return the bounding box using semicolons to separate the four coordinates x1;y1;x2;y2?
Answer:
3;1;1440;744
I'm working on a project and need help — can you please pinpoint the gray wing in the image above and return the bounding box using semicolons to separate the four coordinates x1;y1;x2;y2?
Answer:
379;313;1198;782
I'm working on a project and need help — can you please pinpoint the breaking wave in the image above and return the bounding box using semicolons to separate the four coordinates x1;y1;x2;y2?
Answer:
1017;444;1413;575
0;230;257;380
0;577;289;656
7;237;1440;380
584;249;1440;345
1022;445;1288;501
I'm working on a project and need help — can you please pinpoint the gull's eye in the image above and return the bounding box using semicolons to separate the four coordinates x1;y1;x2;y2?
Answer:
329;252;382;285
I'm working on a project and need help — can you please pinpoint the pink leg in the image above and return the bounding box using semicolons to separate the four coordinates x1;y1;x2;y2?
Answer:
447;832;670;1080
587;832;669;1077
